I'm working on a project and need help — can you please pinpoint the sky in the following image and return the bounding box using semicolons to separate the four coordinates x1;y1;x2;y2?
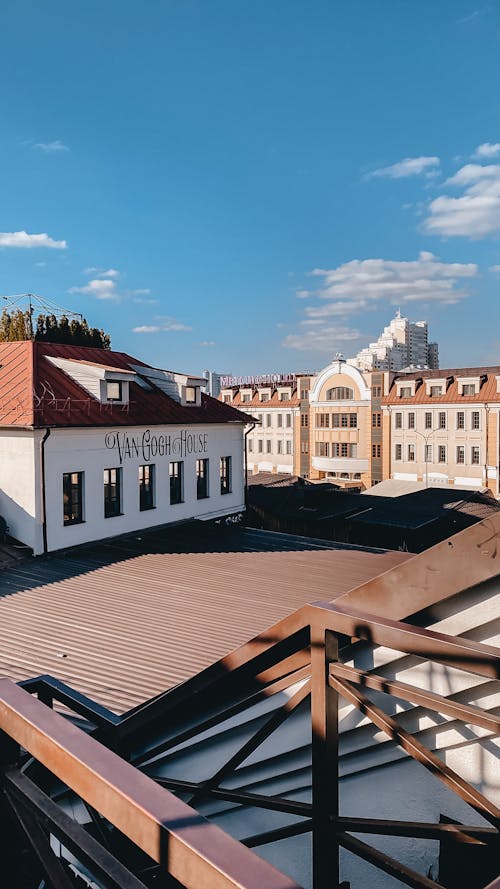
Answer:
1;0;500;376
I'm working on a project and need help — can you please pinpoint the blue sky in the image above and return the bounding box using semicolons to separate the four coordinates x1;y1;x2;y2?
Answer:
1;1;500;375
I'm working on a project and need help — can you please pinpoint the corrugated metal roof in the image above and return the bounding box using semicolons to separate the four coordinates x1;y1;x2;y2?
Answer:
0;524;409;713
0;341;254;428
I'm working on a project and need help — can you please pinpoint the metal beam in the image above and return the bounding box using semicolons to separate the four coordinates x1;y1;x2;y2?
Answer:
0;679;304;889
339;831;446;889
330;674;500;827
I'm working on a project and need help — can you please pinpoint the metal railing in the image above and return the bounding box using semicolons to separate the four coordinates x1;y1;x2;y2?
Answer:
0;600;498;888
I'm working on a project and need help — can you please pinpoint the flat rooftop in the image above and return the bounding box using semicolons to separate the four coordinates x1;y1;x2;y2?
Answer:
0;523;409;713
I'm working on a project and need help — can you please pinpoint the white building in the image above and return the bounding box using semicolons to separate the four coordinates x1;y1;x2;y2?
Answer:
0;341;250;555
349;311;439;372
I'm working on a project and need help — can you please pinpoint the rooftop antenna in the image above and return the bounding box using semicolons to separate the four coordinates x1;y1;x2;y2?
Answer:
1;293;83;334
335;351;344;362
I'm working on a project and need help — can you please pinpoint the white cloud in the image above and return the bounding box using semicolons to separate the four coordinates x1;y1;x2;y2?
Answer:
84;266;120;278
0;230;67;249
283;325;364;353
200;340;215;347
456;8;489;25
367;156;440;180
133;316;192;333
424;162;500;237
306;252;476;309
473;142;500;159
489;265;500;273
69;278;119;300
295;289;311;299
34;140;69;153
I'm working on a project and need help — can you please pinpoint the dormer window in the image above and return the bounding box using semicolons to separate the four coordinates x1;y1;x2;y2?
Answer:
399;386;412;398
425;377;450;397
106;381;123;402
185;386;197;403
396;379;417;398
457;376;481;396
260;390;271;402
430;385;442;397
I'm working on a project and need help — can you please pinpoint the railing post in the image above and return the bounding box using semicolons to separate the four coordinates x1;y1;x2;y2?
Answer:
311;625;339;889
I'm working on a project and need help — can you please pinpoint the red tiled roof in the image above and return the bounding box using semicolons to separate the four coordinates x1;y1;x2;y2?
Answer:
0;341;253;428
383;366;500;406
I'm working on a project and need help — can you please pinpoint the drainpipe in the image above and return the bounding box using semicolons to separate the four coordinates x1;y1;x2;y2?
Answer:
244;423;256;504
40;428;51;555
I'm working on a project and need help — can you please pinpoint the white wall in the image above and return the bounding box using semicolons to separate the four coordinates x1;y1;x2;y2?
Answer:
0;428;41;551
43;423;245;553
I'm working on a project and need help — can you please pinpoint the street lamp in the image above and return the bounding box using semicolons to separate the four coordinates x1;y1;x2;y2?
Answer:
413;427;442;488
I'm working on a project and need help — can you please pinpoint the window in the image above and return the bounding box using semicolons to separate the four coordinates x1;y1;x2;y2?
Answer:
395;444;402;461
248;439;253;452
372;444;381;458
372;385;382;398
349;414;357;428
316;442;329;457
438;412;446;429
266;440;272;453
104;468;122;518
399;386;411;398
438;445;446;463
63;472;84;525
317;413;329;428
456;446;465;465
258;439;263;453
408;412;415;429
301;441;309;454
300;414;308;427
462;383;475;396
425;444;432;462
260;392;269;402
408;444;415;462
220;456;232;494
326;387;354;400
106;381;123;402
185;386;197;403
425;412;432;430
277;440;283;455
395;412;402;429
300;387;309;399
169;461;184;504
471;411;480;430
257;413;263;425
456;411;465;430
223;394;232;403
341;414;349;427
372;413;381;428
332;443;357;457
286;440;292;455
139;464;155;510
196;459;209;499
241;393;251;403
277;414;283;427
280;392;290;401
286;413;292;428
471;446;480;465
430;385;443;397
266;414;272;427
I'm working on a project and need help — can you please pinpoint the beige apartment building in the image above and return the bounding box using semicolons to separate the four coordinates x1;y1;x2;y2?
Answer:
220;374;312;476
383;367;500;494
308;359;391;488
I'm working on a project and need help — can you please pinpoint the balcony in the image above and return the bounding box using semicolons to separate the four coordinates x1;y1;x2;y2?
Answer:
312;456;369;474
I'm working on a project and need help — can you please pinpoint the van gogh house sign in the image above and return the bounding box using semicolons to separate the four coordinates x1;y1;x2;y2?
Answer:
105;429;209;464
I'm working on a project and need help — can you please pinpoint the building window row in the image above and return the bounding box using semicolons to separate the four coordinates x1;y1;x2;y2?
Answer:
250;439;292;455
253;413;292;428
394;445;481;465
63;458;232;526
316;413;357;428
315;442;357;458
394;410;480;431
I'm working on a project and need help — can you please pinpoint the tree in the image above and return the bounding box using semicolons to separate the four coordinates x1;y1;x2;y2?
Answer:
0;310;111;349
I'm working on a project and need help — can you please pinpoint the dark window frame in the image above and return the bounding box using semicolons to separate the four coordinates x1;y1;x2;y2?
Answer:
220;456;232;495
139;463;155;511
104;467;122;518
196;458;209;500
63;471;84;526
170;461;184;505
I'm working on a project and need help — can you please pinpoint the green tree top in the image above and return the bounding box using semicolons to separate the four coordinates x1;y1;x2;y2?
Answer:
0;310;111;349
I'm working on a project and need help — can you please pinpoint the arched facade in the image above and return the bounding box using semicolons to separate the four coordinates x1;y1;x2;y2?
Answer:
308;360;376;489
